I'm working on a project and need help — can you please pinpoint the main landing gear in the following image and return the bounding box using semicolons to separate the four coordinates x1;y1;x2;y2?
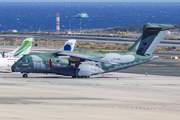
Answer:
23;74;28;78
72;76;90;78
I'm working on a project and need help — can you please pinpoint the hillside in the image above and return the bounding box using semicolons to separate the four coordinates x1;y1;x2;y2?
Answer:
81;24;180;35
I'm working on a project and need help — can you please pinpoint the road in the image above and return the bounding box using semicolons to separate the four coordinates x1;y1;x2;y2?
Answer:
119;59;180;77
1;34;180;46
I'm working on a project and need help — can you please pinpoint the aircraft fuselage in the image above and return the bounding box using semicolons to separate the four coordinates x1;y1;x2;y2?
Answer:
11;52;155;77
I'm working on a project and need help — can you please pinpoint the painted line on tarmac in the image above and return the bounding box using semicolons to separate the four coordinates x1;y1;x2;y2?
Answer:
4;78;163;92
154;101;180;110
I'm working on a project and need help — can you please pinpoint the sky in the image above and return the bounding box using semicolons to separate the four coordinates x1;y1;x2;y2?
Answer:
0;0;179;2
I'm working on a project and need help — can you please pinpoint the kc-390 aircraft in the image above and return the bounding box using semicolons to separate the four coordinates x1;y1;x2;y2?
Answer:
12;23;173;78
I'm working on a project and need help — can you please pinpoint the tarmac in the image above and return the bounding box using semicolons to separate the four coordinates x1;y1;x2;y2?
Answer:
120;59;180;77
0;71;180;120
0;46;180;119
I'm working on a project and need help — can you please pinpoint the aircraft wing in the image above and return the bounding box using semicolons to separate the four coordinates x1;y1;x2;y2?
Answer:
57;51;116;64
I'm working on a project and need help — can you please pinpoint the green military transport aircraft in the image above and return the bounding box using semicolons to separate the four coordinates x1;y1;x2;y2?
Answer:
12;23;173;78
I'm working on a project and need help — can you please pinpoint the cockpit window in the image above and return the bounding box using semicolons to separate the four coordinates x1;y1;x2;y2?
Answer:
22;58;26;62
22;58;29;62
18;57;23;61
26;58;30;62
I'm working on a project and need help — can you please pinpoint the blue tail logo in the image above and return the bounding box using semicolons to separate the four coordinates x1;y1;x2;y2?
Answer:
64;44;72;51
60;39;76;51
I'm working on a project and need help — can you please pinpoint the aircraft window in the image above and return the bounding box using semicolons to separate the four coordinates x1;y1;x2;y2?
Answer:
22;58;29;62
19;57;23;61
22;58;26;62
26;58;30;62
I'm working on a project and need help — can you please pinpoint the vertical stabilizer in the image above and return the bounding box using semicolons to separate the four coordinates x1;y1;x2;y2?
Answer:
60;39;76;51
127;23;173;55
13;38;34;58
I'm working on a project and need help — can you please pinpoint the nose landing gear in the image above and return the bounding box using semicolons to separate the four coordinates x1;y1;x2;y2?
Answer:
23;74;28;78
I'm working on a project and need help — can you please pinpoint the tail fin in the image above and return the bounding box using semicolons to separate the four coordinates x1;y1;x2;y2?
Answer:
60;39;76;51
127;23;173;55
13;38;34;58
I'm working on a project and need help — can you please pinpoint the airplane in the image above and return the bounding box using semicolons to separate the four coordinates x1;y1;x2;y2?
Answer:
0;38;34;68
60;39;76;51
0;39;76;69
11;23;173;78
0;38;34;58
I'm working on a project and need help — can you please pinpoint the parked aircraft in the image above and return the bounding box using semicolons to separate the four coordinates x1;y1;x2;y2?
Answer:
0;38;34;58
11;23;173;78
60;39;76;51
0;39;76;68
0;38;34;68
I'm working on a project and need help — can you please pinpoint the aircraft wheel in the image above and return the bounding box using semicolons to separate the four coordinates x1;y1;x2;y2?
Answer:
72;76;76;78
23;74;28;78
77;76;83;78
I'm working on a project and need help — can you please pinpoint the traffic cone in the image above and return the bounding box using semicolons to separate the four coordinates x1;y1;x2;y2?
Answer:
117;77;119;80
145;72;147;76
102;73;104;77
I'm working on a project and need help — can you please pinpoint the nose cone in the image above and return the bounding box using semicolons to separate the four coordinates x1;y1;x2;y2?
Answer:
11;63;16;72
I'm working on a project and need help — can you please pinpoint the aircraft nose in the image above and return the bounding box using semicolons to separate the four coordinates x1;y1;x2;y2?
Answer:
11;64;16;72
11;69;15;72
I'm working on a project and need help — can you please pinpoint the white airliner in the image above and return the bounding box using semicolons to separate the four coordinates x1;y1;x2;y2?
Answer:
0;38;34;68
